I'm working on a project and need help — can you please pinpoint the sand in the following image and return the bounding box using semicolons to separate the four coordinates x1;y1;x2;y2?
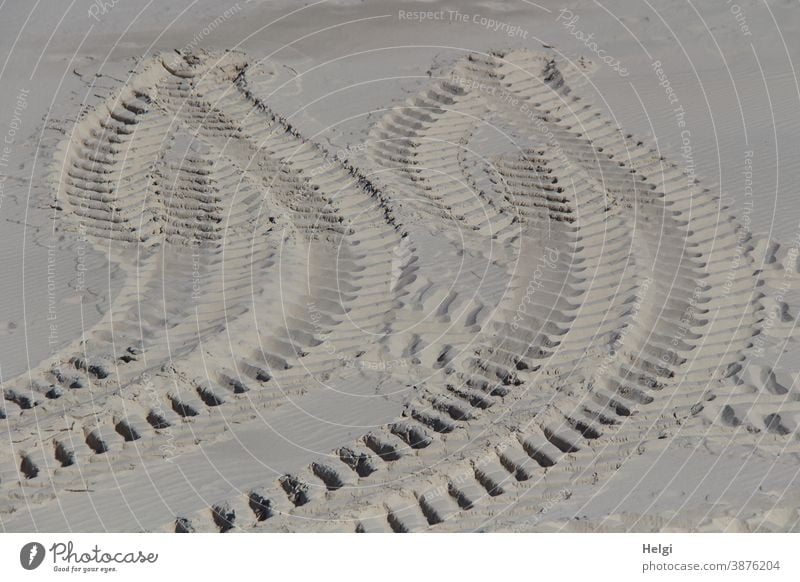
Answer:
1;0;799;532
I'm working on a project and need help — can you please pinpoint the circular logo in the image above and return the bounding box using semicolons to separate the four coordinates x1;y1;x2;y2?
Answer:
19;542;46;570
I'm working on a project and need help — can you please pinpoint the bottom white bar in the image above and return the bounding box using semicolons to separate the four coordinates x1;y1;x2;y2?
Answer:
1;533;796;580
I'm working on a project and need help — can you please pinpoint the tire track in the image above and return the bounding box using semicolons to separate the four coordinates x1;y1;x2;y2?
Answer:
2;49;792;532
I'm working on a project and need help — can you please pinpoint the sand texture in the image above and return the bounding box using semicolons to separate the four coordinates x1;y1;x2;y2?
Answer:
1;0;799;533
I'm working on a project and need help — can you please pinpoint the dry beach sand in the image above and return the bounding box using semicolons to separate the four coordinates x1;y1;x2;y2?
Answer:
1;0;800;532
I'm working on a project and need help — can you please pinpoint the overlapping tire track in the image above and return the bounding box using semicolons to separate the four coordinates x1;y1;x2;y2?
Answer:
1;49;794;532
237;50;786;533
0;51;404;520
